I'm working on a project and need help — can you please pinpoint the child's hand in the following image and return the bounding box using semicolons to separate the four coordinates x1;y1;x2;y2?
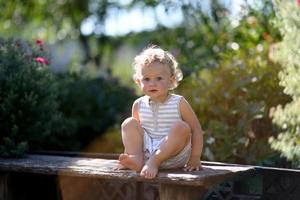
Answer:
184;155;202;172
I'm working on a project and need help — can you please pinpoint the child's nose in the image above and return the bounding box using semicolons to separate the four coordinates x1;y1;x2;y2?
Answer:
149;80;156;86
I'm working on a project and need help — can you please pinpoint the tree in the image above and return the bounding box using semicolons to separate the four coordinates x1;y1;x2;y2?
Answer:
0;0;112;67
269;0;300;166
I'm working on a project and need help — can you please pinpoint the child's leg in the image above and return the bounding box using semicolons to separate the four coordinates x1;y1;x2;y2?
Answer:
140;120;191;179
117;117;144;172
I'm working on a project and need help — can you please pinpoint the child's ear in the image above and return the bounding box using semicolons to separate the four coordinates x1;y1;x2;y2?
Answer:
170;76;176;87
170;75;176;85
133;74;140;86
134;78;141;87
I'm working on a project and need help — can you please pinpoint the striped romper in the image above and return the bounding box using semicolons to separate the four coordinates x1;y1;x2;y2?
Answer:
137;94;191;169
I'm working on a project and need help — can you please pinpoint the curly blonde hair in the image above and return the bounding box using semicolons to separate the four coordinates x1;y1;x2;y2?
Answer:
132;45;183;89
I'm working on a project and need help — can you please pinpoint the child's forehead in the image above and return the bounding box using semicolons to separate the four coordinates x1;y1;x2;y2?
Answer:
140;67;166;75
140;62;171;74
146;61;168;68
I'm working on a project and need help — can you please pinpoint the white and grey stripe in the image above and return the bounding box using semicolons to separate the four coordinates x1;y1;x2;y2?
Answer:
138;94;182;138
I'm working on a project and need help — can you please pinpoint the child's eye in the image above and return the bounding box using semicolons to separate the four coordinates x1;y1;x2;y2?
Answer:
143;77;150;81
157;77;163;81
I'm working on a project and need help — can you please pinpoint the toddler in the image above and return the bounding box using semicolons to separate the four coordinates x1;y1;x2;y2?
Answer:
116;45;204;179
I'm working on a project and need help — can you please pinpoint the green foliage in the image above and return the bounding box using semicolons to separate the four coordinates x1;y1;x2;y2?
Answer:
0;0;89;38
0;37;137;155
45;74;136;151
178;50;289;164
175;3;290;164
0;38;64;157
269;0;300;165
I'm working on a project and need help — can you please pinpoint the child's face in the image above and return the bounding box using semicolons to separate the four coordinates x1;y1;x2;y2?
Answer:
136;62;174;102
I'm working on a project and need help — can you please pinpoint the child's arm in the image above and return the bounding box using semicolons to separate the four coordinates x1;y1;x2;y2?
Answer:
179;97;204;171
132;99;140;121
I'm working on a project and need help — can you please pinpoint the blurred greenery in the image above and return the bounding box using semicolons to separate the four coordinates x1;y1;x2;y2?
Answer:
268;0;300;167
0;38;136;157
47;73;136;151
0;0;296;166
172;1;291;164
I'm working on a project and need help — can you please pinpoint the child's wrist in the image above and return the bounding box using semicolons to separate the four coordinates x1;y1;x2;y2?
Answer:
190;154;201;158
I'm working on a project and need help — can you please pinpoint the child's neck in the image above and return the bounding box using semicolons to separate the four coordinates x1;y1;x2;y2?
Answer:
149;93;171;104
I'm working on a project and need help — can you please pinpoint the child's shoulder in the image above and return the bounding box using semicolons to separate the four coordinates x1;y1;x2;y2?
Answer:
169;93;185;102
170;93;183;99
133;95;149;104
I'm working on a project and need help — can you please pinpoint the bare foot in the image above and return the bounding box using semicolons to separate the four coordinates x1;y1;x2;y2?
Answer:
114;162;128;170
118;153;144;172
140;157;159;179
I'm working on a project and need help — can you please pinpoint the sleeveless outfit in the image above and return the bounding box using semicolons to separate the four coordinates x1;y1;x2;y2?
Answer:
137;94;191;169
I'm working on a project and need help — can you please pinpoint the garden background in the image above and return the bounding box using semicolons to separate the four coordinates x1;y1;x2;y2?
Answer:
1;0;299;168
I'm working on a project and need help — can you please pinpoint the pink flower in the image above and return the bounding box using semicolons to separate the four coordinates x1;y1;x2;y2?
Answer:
35;57;49;65
36;39;44;46
297;0;300;6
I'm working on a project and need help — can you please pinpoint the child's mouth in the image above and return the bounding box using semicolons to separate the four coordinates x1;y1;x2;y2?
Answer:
149;89;158;93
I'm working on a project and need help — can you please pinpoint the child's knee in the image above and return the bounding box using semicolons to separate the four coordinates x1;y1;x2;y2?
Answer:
121;117;139;131
171;121;191;137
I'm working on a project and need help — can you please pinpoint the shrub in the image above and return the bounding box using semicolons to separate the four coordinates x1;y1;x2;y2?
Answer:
176;9;290;164
0;38;137;155
269;0;300;166
46;73;136;151
0;38;64;157
178;50;289;164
